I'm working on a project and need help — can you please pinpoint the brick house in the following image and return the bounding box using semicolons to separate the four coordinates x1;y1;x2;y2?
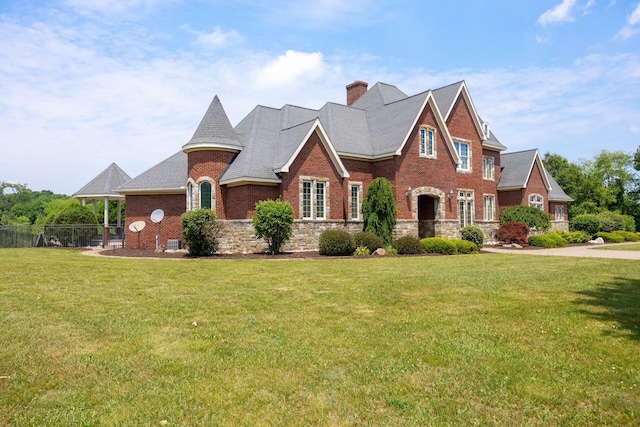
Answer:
113;80;571;252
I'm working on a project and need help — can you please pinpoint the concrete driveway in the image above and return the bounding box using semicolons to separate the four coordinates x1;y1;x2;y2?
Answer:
483;242;640;260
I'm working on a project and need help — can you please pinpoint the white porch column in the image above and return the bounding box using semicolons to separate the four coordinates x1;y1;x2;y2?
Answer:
104;198;109;227
117;200;122;227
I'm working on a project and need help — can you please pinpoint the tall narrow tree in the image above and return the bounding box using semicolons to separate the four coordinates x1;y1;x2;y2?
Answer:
361;177;397;246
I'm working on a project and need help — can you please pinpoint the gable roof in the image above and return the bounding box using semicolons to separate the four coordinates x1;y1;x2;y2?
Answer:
498;149;551;191
73;163;131;199
182;95;242;153
118;151;187;194
546;172;574;202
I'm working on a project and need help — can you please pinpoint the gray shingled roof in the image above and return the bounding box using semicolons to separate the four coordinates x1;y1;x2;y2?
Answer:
351;82;408;109
74;163;131;198
118;151;187;193
432;81;463;118
182;95;242;152
547;172;574;201
498;149;552;192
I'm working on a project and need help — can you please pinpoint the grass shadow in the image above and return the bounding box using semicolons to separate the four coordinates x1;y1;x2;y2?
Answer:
574;277;640;341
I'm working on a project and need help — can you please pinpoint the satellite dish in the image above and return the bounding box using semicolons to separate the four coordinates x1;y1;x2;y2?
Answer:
129;220;146;232
150;209;165;223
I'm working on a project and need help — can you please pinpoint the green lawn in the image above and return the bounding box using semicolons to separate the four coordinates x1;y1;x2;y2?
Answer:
594;243;640;251
1;249;639;426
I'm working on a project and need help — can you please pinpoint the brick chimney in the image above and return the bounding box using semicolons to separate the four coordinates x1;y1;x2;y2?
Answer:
346;80;368;106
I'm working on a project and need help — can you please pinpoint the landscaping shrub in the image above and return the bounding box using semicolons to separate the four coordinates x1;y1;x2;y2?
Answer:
420;237;457;255
528;235;557;248
461;225;484;250
571;214;600;237
565;230;590;243
499;205;551;231
353;246;370;256
594;232;625;243
319;229;355;256
385;247;398;255
545;232;568;247
452;239;478;254
362;177;396;246
353;231;383;254
612;231;640;242
598;211;625;233
495;222;530;245
393;236;423;255
252;199;294;255
181;209;220;256
622;214;636;232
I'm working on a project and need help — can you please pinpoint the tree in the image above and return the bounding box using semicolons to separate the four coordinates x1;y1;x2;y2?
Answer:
362;177;397;246
252;199;294;255
181;209;220;256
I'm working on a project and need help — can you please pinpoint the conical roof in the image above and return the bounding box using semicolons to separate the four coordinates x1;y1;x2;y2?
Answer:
73;163;131;199
182;95;242;152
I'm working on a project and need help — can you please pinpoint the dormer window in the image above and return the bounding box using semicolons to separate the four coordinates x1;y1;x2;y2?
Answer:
419;127;435;158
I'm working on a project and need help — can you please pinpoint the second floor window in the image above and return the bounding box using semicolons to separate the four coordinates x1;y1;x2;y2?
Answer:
420;128;435;157
482;156;494;180
529;194;544;210
454;141;470;171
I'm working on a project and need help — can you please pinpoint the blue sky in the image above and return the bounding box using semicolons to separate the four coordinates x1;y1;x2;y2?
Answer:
1;0;639;195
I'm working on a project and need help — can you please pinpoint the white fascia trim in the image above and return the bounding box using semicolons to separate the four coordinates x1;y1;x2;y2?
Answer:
275;119;350;178
394;92;462;166
219;177;282;187
73;194;126;200
533;150;552;191
444;82;488;143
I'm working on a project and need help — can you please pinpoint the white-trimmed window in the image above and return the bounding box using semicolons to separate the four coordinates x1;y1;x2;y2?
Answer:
419;127;435;157
199;181;212;210
483;195;495;221
482;156;494;180
555;205;564;221
349;183;362;220
454;141;470;171
529;193;544;210
301;179;328;220
458;190;474;227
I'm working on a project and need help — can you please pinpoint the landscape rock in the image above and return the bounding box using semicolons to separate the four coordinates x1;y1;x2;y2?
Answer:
589;237;605;245
372;248;387;257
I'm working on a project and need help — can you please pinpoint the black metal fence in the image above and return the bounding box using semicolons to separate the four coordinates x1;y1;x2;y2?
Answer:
0;225;124;248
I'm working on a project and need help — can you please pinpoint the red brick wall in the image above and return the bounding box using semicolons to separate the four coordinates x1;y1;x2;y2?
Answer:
187;150;236;219
525;161;549;212
497;189;525;211
224;184;280;219
447;96;491;221
124;193;185;249
395;103;458;220
280;131;346;219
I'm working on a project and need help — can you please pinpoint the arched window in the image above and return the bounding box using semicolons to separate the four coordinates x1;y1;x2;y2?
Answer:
529;193;544;210
200;181;212;209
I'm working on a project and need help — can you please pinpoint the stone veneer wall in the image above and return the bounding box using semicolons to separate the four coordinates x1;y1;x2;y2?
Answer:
194;218;568;253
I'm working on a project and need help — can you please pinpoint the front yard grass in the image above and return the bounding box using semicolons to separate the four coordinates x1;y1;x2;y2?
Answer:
594;242;640;251
0;248;639;426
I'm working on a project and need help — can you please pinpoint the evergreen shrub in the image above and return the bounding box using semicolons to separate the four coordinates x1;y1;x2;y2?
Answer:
453;239;478;254
362;177;397;245
571;214;600;236
420;237;457;255
565;230;590;243
461;225;484;250
393;236;423;255
252;199;294;255
598;211;625;232
528;235;558;248
353;231;383;254
319;229;355;256
594;232;625;243
181;209;220;256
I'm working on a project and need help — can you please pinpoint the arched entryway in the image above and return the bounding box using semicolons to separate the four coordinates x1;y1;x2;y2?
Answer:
410;187;446;238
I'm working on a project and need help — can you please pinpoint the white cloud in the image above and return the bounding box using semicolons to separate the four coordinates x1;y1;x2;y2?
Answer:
255;50;327;88
183;26;243;49
537;0;578;25
64;0;171;16
615;3;640;39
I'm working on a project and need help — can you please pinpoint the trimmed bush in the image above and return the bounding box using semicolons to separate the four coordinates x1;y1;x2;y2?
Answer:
453;239;478;254
495;222;530;245
420;237;457;255
252;199;294;255
594;232;625;243
598;211;625;233
571;214;600;236
528;235;558;248
546;233;568;247
181;209;220;256
613;231;640;242
622;214;636;232
353;231;383;255
499;205;551;231
393;236;423;255
319;229;355;256
565;230;590;243
461;225;484;250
